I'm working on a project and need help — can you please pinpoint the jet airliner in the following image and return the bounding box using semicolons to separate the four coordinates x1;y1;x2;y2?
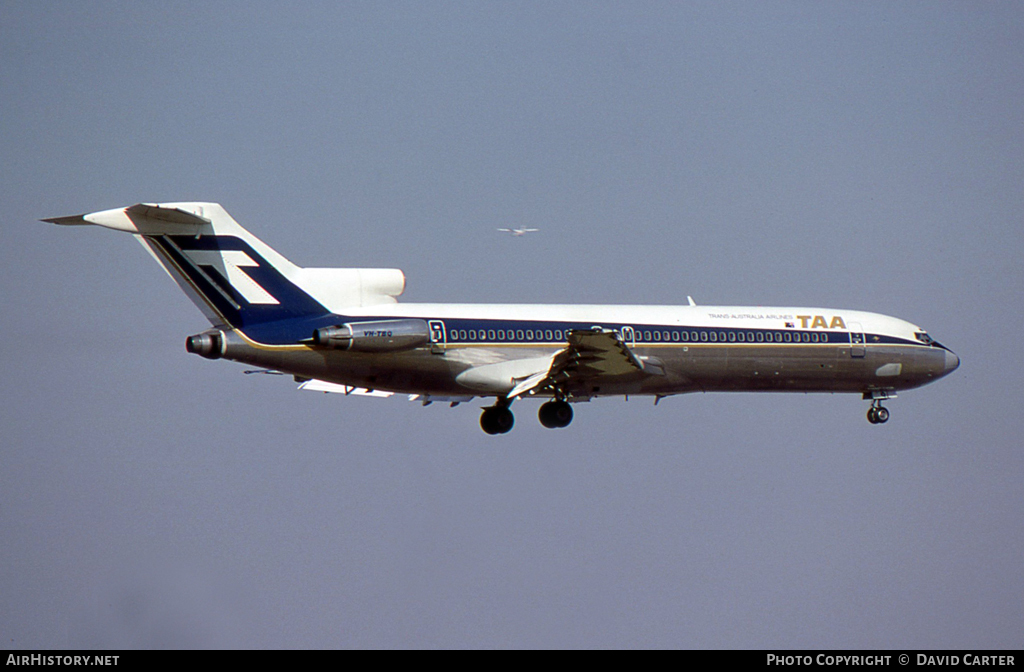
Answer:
45;202;959;434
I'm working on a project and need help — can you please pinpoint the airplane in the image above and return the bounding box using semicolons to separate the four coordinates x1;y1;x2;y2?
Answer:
497;227;539;236
44;202;960;435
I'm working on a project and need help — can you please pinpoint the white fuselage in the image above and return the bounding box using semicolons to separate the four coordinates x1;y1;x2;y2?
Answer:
222;301;959;400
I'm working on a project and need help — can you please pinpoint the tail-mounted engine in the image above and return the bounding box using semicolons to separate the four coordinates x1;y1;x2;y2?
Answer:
185;331;225;359
312;319;431;352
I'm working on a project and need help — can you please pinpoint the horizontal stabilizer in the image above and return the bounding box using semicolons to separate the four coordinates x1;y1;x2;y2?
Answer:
43;203;209;235
126;203;211;228
41;214;90;226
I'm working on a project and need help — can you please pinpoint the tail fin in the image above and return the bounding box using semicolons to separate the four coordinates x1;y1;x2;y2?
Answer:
44;203;406;339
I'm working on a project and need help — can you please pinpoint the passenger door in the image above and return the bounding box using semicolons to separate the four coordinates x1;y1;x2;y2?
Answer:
849;322;866;358
429;320;446;354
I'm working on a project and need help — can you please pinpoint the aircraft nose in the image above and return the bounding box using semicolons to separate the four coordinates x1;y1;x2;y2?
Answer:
944;349;960;373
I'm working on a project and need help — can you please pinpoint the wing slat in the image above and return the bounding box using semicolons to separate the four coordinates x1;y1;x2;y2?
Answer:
509;328;660;399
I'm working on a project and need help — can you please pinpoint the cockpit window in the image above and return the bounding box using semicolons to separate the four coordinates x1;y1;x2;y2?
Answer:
915;332;934;345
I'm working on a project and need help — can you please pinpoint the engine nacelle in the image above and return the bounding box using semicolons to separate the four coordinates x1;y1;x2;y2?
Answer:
185;331;225;359
312;319;431;352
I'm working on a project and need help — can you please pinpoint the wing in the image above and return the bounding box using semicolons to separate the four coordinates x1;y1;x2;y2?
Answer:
298;379;395;397
508;328;664;399
297;378;475;406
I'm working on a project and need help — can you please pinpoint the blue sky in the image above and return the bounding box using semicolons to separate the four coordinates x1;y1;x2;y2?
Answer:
1;2;1021;648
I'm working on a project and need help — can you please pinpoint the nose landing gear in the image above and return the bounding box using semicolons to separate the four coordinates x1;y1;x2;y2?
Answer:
864;390;895;425
867;404;890;424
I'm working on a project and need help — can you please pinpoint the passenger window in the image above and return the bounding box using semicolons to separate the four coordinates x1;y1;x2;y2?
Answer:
653;331;661;342
709;332;717;342
526;330;533;340
728;332;736;342
545;330;553;340
555;330;563;340
783;332;791;343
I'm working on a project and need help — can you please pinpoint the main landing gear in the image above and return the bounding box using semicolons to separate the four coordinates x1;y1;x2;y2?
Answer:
538;400;573;429
864;390;895;425
480;401;515;435
479;398;575;434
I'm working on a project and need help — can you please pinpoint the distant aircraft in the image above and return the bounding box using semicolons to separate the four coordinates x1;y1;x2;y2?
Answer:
497;227;539;236
45;202;959;434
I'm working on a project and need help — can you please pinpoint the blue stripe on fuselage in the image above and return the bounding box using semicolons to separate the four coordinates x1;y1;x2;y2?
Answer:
425;320;927;349
245;315;929;350
263;315;931;349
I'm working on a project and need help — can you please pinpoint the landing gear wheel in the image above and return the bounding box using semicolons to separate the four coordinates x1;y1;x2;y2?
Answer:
480;406;515;435
538;400;573;429
867;406;889;424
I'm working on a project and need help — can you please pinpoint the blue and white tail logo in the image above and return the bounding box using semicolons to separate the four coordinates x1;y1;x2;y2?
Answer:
147;234;329;330
44;202;404;345
181;248;280;305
